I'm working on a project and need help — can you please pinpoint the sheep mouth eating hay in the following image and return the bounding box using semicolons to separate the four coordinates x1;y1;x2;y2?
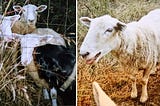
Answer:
79;9;160;103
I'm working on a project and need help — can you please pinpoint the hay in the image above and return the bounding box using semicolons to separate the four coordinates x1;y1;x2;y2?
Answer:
78;56;160;106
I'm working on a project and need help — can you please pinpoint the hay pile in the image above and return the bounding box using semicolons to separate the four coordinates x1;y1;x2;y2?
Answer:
78;56;160;106
78;0;160;106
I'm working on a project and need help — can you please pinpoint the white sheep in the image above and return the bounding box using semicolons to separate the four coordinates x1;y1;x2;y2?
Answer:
12;4;47;34
17;30;66;106
20;34;63;66
0;15;20;42
18;28;66;66
79;9;160;103
11;28;66;87
13;31;65;106
32;28;66;46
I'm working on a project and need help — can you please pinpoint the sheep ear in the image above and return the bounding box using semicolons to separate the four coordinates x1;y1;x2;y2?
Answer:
114;22;126;31
36;5;47;12
10;15;20;21
13;5;23;12
80;17;92;27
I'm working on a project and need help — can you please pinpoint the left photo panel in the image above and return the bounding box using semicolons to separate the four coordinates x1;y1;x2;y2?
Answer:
0;0;76;106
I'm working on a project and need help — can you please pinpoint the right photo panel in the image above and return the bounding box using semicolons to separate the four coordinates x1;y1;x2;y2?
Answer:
78;0;160;106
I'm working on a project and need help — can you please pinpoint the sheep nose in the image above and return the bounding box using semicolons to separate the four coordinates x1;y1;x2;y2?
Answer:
28;19;34;23
80;52;90;58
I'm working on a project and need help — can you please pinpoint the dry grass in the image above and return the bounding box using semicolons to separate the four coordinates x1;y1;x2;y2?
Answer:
0;40;53;106
78;0;160;106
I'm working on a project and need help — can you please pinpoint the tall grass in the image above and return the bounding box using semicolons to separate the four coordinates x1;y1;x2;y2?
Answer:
0;40;30;105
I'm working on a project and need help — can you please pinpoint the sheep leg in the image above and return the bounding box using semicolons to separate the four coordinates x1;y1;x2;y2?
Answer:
50;87;57;106
28;71;49;88
130;73;137;98
27;61;49;88
29;71;51;100
140;68;151;103
150;67;156;75
43;88;50;100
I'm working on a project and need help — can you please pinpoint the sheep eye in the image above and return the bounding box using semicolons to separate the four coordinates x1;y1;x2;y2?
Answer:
104;28;113;33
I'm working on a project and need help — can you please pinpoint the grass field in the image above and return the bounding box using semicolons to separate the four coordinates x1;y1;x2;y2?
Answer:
78;0;160;105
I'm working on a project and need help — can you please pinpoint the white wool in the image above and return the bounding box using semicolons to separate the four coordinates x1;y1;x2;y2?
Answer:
20;34;52;66
20;28;66;66
32;28;66;46
116;22;159;68
0;15;20;41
